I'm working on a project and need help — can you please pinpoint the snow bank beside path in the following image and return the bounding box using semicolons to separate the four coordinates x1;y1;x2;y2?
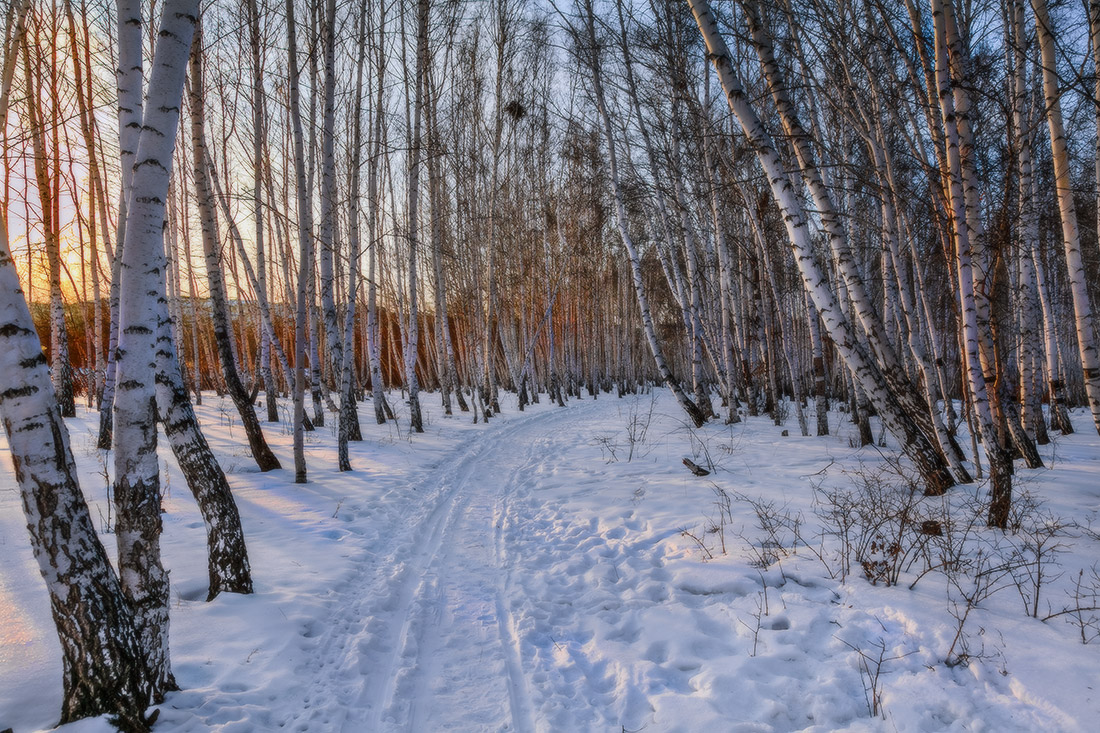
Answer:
2;390;1098;732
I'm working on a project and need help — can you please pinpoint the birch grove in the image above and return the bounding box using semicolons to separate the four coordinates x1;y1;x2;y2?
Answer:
3;0;1100;724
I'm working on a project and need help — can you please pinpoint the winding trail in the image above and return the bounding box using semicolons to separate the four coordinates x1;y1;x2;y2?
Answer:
282;401;593;733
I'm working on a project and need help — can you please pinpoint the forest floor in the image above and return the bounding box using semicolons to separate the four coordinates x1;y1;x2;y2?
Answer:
2;389;1099;732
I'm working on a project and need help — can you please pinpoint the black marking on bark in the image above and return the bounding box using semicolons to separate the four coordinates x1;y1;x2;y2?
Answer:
20;353;48;369
0;323;34;337
0;385;38;400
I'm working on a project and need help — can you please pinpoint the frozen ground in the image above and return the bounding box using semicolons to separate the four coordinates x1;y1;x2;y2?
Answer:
2;389;1099;732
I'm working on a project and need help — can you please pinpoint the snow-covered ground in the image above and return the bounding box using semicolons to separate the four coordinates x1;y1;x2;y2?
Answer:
2;389;1099;732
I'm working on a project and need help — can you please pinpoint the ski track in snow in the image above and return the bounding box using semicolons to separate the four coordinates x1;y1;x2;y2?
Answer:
5;392;1097;732
281;402;590;733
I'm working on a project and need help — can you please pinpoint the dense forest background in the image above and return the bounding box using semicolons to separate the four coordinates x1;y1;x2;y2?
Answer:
2;0;1100;728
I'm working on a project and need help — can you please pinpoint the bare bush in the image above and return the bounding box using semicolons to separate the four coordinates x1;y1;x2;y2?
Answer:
812;463;939;586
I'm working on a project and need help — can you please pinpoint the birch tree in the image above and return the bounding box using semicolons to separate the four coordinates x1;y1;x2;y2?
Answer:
1030;0;1100;436
0;3;156;727
287;0;315;482
578;0;707;428
188;23;281;473
111;0;201;702
687;0;956;494
20;8;75;418
404;0;429;434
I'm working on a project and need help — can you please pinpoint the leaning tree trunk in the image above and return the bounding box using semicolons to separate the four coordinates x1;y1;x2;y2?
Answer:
582;0;706;428
206;165;301;417
933;0;1012;525
152;237;253;599
0;4;153;727
245;0;277;423
742;0;947;458
112;0;201;702
188;27;280;472
688;0;954;494
0;244;155;731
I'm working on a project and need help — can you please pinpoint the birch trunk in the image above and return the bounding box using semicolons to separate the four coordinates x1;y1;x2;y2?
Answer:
317;0;343;411
21;26;75;418
932;0;1012;524
1033;231;1073;433
0;4;153;726
98;0;146;449
582;0;706;428
699;79;742;424
1092;0;1100;269
1031;0;1100;435
339;0;369;471
0;248;154;729
189;29;280;473
688;0;954;493
1010;0;1049;444
742;0;944;454
153;250;253;600
246;0;278;423
65;0;108;409
112;0;201;700
806;293;829;436
287;0;314;482
403;0;428;434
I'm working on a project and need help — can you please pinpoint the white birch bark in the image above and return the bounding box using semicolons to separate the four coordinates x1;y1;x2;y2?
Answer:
581;0;706;427
98;0;146;448
404;0;427;434
1092;0;1100;269
339;0;369;471
112;0;200;699
287;0;314;482
861;111;972;480
687;0;954;493
0;241;155;728
669;114;714;417
21;30;75;418
743;0;960;469
425;56;454;415
64;0;107;409
152;237;253;600
1031;0;1100;435
703;125;742;424
1010;0;1050;443
317;0;343;403
932;0;1014;523
805;293;829;436
246;0;278;423
189;31;280;472
0;4;153;725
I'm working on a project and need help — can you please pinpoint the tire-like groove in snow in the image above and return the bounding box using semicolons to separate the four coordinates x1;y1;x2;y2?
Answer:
280;401;593;733
494;486;538;733
361;404;586;731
